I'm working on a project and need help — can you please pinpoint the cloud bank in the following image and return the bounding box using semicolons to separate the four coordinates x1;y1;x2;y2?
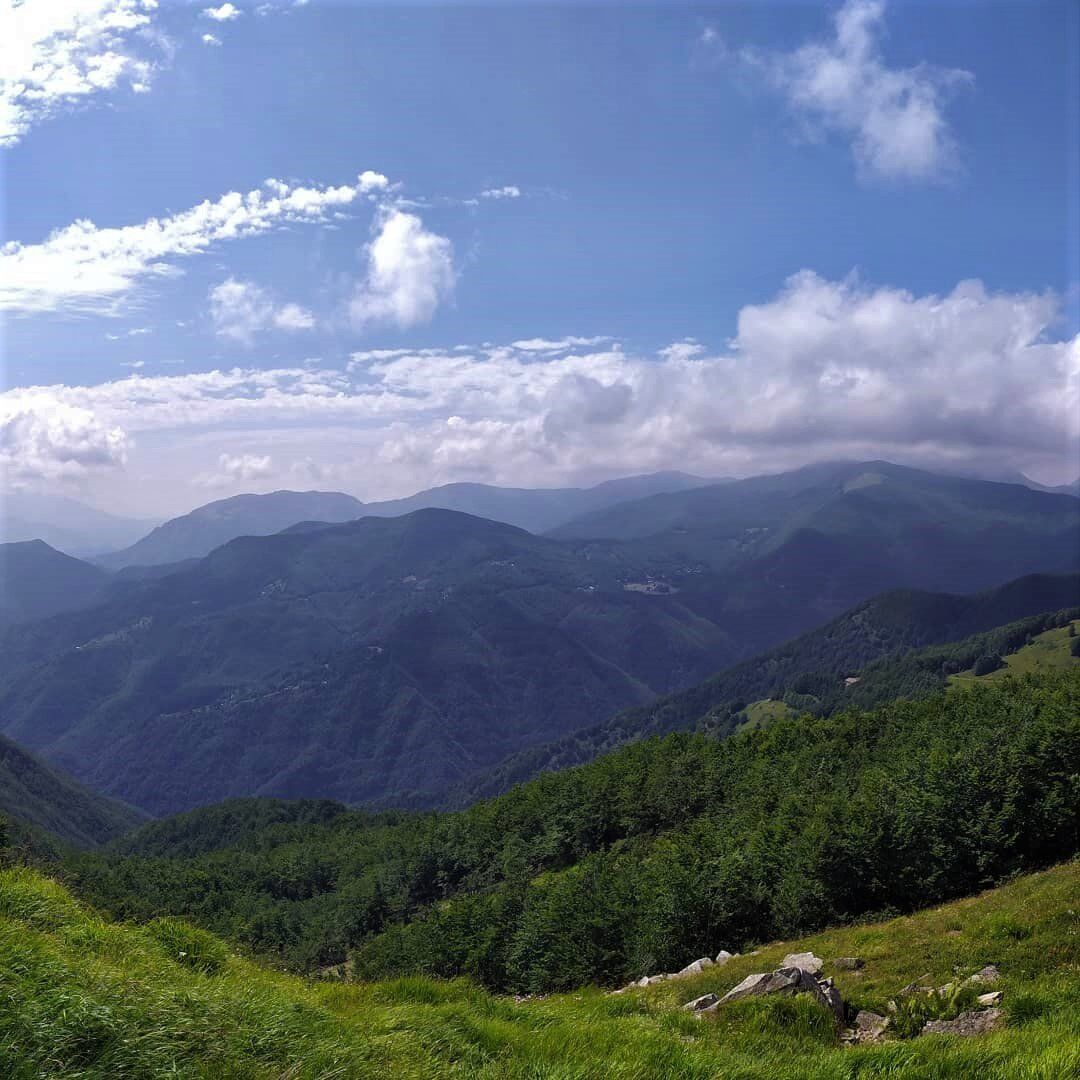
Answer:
2;272;1076;500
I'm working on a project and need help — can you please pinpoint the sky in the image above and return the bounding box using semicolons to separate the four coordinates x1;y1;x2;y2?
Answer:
1;0;1078;517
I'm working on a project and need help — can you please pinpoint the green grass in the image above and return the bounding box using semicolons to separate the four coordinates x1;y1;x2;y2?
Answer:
2;861;1077;1077
951;621;1080;685
736;698;794;732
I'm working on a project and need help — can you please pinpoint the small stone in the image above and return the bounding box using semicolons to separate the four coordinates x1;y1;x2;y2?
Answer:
977;991;1003;1006
922;1008;1004;1037
782;951;824;975
714;950;736;966
966;965;1001;986
850;1010;890;1043
833;957;864;971
683;993;720;1011
900;974;934;996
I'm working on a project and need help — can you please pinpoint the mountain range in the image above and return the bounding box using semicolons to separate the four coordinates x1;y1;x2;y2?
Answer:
0;460;1076;816
96;472;714;569
0;492;154;555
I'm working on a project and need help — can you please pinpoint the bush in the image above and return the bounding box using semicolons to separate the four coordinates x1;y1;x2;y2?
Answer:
972;653;1005;676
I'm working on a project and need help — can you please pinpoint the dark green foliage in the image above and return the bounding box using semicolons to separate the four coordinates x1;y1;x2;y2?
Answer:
1072;636;1080;657
973;653;1005;675
0;733;146;849
57;668;1080;993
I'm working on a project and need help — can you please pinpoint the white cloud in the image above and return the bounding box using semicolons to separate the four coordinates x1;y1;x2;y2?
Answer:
201;33;221;46
0;396;129;485
0;0;162;147
349;208;456;330
3;272;1076;502
209;278;314;343
195;452;273;488
0;172;387;314
480;185;521;200
511;336;612;352
202;3;241;21
743;0;972;182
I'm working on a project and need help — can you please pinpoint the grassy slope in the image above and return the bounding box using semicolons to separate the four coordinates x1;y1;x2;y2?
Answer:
951;619;1080;684
1;861;1076;1078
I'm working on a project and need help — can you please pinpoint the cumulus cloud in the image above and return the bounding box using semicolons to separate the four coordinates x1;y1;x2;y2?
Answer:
202;3;241;21
349;208;456;330
195;452;273;488
2;272;1076;501
202;33;221;46
740;0;972;181
0;0;162;147
480;186;521;200
0;396;129;485
0;172;388;314
209;278;314;343
511;336;612;352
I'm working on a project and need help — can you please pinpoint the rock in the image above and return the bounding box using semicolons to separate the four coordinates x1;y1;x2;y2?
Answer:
900;974;934;995
783;951;824;975
845;1010;890;1044
714;950;736;966
966;965;1001;986
676;957;714;978
717;969;801;1004
710;967;846;1025
977;991;1003;1006
922;1008;1004;1037
683;993;719;1012
833;957;864;971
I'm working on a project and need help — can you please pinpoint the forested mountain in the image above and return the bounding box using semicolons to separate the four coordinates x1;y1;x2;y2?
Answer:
58;667;1079;988
0;541;110;624
0;510;740;814
446;573;1080;803
0;731;146;848
97;490;366;568
2;461;1077;815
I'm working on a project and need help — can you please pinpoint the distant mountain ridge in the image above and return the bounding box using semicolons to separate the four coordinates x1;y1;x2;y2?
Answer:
1;461;1076;814
98;472;716;569
0;492;154;556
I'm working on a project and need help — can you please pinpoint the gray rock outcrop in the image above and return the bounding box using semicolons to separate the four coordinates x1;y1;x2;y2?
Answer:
922;1008;1005;1037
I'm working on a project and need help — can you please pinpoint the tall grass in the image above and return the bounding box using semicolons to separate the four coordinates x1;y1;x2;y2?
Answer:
1;861;1077;1077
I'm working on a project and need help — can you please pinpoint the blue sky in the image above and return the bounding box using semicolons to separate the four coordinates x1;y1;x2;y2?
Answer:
1;0;1078;515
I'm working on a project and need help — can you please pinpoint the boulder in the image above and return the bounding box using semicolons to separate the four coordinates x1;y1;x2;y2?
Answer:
922;1008;1004;1037
714;950;736;966
977;991;1003;1007
833;957;864;971
676;957;714;978
966;965;1001;986
683;993;719;1012
783;951;824;975
708;966;846;1024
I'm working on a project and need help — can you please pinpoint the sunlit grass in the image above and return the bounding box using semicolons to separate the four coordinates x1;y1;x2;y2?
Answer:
1;861;1077;1077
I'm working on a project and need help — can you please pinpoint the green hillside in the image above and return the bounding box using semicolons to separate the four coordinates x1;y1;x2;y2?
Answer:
446;573;1080;804
57;667;1079;988
0;733;146;849
2;858;1076;1078
950;620;1080;684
